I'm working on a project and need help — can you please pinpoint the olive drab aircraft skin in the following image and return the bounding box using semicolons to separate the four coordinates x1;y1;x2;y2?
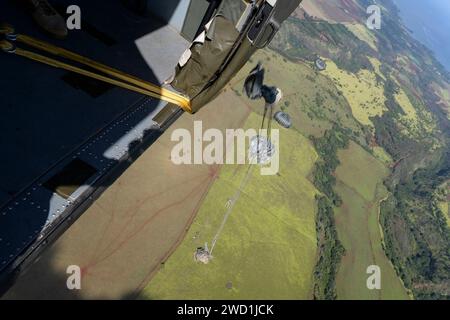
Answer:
170;0;302;113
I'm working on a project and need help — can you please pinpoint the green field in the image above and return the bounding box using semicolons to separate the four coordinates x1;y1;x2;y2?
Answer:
323;59;386;128
334;141;410;299
142;112;320;299
433;82;450;119
392;83;437;141
372;146;393;165
345;23;378;51
142;47;410;300
439;201;450;227
395;88;418;121
368;57;386;81
230;50;364;140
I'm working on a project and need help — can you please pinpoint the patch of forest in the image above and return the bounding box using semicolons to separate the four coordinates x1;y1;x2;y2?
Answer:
310;125;350;299
270;15;375;74
372;19;450;297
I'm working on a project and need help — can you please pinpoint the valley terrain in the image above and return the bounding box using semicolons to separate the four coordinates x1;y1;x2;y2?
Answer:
143;0;450;300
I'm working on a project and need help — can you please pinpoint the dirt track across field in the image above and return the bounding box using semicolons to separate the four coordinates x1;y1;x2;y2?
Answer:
3;90;250;299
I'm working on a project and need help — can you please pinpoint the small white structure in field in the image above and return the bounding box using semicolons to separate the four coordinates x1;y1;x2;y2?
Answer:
194;243;212;264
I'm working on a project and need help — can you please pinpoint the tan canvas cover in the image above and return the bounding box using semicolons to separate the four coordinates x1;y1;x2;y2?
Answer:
170;15;239;99
171;0;302;113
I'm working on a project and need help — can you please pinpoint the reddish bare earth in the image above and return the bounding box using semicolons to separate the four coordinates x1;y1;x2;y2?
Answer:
3;90;250;299
301;0;363;23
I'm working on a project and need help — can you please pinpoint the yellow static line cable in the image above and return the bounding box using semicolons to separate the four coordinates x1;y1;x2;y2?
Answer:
17;35;190;108
1;35;192;112
14;45;187;107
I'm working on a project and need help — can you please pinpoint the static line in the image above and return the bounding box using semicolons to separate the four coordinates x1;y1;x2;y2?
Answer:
209;163;254;255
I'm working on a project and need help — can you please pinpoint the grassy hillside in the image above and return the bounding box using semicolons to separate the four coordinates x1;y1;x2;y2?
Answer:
345;23;378;51
270;15;375;74
143;0;450;299
334;141;410;299
230;50;366;141
323;59;386;128
142;113;320;299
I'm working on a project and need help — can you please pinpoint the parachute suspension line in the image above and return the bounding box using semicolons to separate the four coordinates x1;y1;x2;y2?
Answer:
208;61;279;256
208;104;272;255
268;103;273;138
209;163;254;255
257;102;273;163
13;47;188;107
209;102;273;255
